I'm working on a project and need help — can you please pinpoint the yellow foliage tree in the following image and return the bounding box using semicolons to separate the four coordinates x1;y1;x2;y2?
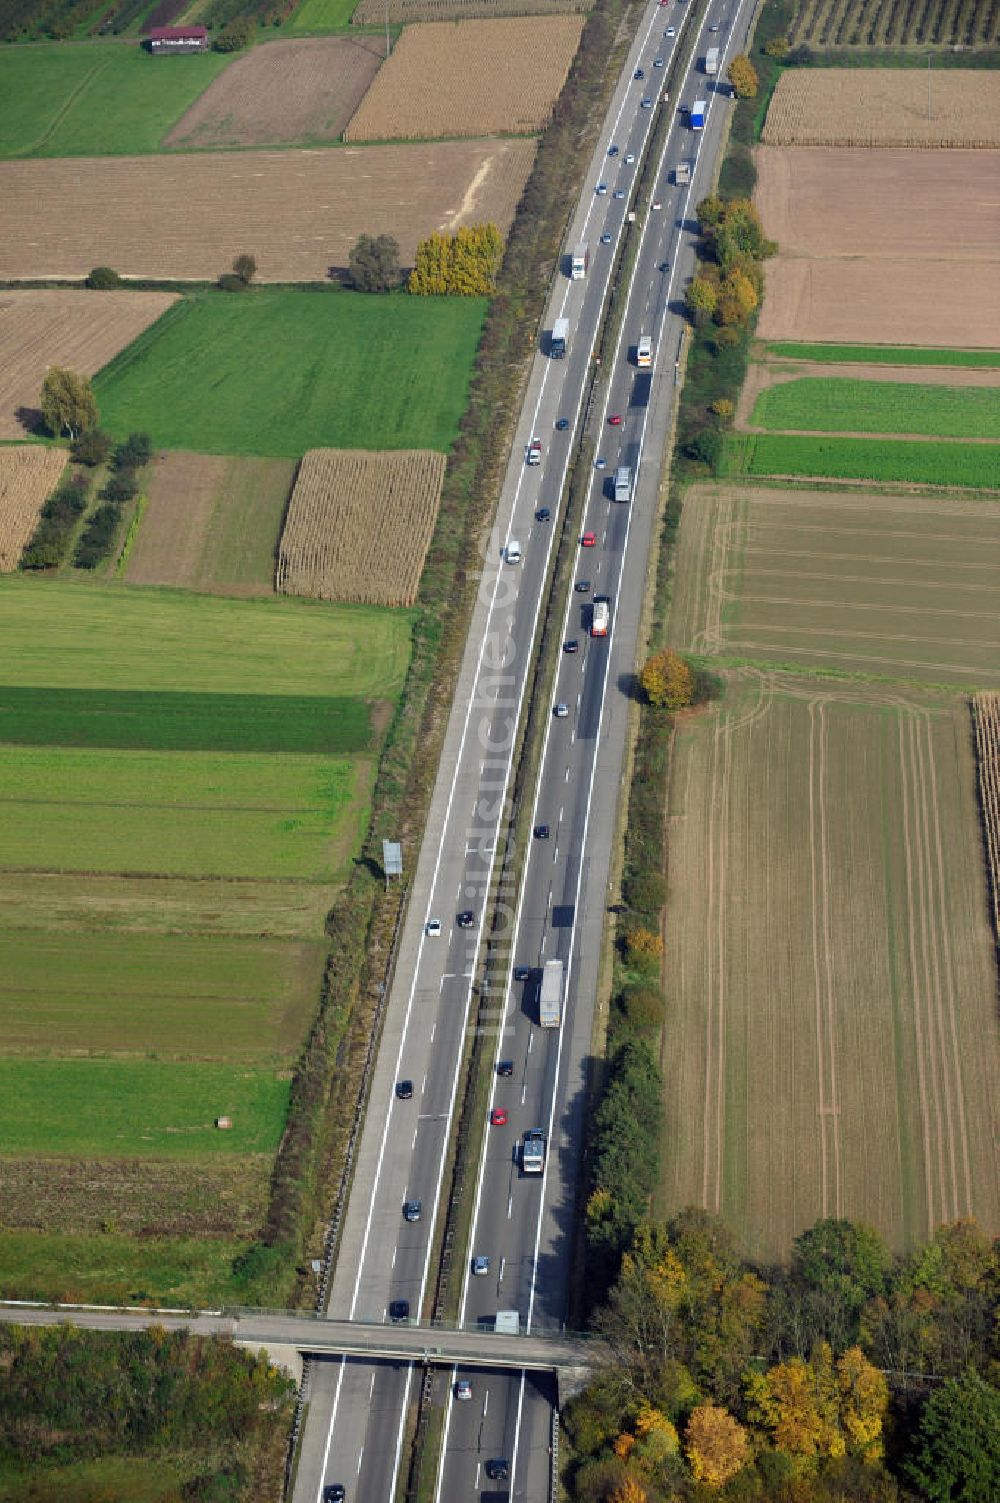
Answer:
409;223;503;295
721;269;758;318
727;54;759;98
408;232;451;296
609;1477;648;1503
614;1431;636;1460
686;1402;751;1488
624;926;663;965
746;1346;845;1465
837;1346;888;1460
639;648;696;710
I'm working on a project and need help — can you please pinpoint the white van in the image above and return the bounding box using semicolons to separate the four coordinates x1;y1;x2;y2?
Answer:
505;538;522;563
614;466;632;502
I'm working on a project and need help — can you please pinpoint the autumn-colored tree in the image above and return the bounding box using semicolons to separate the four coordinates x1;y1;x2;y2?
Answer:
609;1476;649;1503
710;398;734;419
685;275;718;322
763;33;789;57
409;223;502;295
837;1346;889;1460
640;648;695;710
40;368;98;441
408;232;452;295
624;926;663;966
721;269;758;318
746;1345;844;1464
727;54;759;98
686;1402;751;1488
696;194;726;230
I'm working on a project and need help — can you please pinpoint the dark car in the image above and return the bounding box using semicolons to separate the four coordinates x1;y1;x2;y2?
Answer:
535;506;551;522
323;1487;346;1503
403;1199;422;1222
388;1299;409;1322
634;67;644;79
497;1059;514;1077
575;579;590;593
564;639;579;654
608;143;619;156
457;909;475;928
555;417;570;430
534;824;550;840
396;1079;413;1100
486;1460;510;1481
514;964;531;982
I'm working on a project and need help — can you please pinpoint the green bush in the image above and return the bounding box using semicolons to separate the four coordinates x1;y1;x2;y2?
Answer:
74;501;122;569
71;429;112;467
217;272;248;292
103;471;138;504
86;266;121;290
19;472;88;570
214;17;254;50
114;432;152;471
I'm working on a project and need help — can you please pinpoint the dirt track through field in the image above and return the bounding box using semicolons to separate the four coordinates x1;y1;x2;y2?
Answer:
0;138;536;280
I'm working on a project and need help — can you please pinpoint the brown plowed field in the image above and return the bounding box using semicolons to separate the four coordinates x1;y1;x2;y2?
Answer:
0;445;66;572
165;37;384;150
763;69;1000;148
125;451;295;596
0;138;536;281
0;289;176;437
277;447;445;605
754;147;1000;347
344;16;583;141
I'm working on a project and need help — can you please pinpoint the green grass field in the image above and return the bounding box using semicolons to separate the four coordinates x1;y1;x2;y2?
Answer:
0;1455;187;1502
0;578;411;698
765;342;1000;368
0;744;371;880
93;289;487;458
0;931;324;1059
722;432;1000;490
0;685;374;754
0;1229;249;1306
0;1059;289;1157
753;377;1000;440
288;0;361;28
0;871;333;939
0;44;231;158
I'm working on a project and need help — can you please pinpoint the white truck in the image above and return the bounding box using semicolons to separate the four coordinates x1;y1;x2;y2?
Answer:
690;99;706;130
570;242;589;279
614;465;632;502
539;958;563;1028
494;1310;520;1335
674;160;692;186
705;46;721;75
550;316;569;359
591;599;610;638
521;1129;545;1174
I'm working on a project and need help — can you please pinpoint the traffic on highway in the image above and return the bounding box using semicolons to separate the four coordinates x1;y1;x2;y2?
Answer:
296;4;755;1501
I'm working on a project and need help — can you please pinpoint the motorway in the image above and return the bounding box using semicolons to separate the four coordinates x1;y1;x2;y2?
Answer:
294;3;758;1502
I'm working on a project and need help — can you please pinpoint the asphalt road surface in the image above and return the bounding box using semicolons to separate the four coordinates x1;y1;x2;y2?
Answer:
294;4;759;1501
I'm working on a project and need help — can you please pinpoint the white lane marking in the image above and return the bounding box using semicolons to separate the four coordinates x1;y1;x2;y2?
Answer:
412;1128;418;1149
521;1081;527;1106
356;1449;364;1473
430;1023;436;1042
559;807;564;823
507;1194;513;1220
392;1247;397;1269
553;846;559;863
369;1372;376;1398
421;1073;427;1094
483;1389;490;1418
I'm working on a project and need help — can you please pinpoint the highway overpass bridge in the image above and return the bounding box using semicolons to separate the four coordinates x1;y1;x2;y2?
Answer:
0;1302;603;1381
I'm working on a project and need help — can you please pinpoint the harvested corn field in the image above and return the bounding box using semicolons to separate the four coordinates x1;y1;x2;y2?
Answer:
0;289;176;437
972;693;1000;944
763;69;1000;148
164;37;384;150
789;0;1000;49
351;0;588;22
344;16;584;141
0;445;66;571
277;448;445;606
0;139;536;281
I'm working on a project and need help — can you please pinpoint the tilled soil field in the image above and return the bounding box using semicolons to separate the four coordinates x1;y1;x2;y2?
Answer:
165;37;385;150
277;447;445;605
0;288;176;436
344;16;584;140
0;138;536;281
763;69;1000;148
755;147;1000;347
0;445;66;571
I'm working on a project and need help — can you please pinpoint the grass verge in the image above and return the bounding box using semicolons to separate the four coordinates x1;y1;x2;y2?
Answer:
765;340;1000;368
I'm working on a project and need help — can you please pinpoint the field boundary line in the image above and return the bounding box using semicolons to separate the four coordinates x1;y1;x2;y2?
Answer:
807;699;829;1216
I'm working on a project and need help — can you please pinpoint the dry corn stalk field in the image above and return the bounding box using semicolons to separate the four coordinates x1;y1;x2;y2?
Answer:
277;448;446;606
972;693;1000;944
344;16;584;140
0;140;536;281
0;290;177;438
790;0;1000;48
763;69;1000;147
352;0;587;23
0;446;66;571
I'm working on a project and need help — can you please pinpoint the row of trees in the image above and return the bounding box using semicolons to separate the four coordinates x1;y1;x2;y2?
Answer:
347;225;505;296
685;197;775;332
567;1211;1000;1502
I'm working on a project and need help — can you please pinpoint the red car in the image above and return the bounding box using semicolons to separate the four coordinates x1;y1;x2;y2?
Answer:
490;1107;509;1127
608;413;623;426
581;531;597;547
